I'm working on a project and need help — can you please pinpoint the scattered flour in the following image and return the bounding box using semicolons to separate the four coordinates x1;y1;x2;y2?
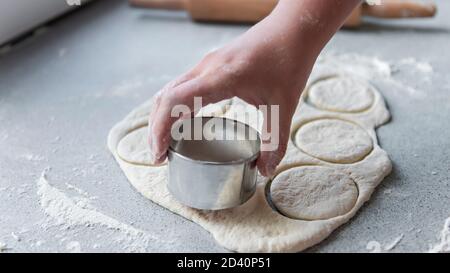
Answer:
366;241;382;253
366;234;404;253
388;80;426;99
316;52;391;79
65;182;90;198
0;242;8;252
66;241;81;253
429;217;450;253
11;232;21;242
90;75;174;99
17;185;29;195
21;154;45;162
316;52;433;99
380;187;410;199
48;116;55;124
397;57;433;74
51;136;61;143
71;167;87;178
37;169;178;252
385;234;404;251
88;154;97;162
110;80;144;98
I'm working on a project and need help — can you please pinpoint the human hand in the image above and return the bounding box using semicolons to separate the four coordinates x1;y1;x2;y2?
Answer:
148;0;359;176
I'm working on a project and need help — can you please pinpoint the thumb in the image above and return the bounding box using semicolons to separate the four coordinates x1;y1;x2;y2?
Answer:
256;106;291;177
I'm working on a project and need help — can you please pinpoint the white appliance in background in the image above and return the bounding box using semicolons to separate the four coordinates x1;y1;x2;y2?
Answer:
0;0;91;45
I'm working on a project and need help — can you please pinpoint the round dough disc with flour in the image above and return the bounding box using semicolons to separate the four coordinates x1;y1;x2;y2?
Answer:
295;119;373;163
308;76;375;113
117;126;154;165
270;166;358;220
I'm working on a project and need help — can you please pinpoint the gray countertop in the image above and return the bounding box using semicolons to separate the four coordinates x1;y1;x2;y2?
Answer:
0;0;449;253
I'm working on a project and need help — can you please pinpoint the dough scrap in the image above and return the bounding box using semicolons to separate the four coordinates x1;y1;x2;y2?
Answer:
270;166;358;220
294;119;373;164
308;76;375;113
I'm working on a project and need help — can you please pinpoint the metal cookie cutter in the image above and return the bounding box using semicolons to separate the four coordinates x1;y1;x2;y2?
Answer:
167;117;260;210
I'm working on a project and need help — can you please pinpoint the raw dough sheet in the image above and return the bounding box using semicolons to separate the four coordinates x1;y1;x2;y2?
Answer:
108;71;392;252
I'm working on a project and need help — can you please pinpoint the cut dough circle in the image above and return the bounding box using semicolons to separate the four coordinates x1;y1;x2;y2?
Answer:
294;119;373;164
117;126;155;166
270;166;358;220
308;76;375;113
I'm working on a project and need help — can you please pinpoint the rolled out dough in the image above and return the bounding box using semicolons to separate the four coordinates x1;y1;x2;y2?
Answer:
294;119;373;164
108;74;392;252
270;166;358;220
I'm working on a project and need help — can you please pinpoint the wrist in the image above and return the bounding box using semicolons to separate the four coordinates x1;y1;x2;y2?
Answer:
268;0;360;53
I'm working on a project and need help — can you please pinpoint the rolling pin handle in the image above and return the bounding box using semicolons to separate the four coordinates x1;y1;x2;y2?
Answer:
363;1;437;18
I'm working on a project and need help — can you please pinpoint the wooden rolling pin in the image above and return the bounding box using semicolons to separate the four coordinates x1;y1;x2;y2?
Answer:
129;0;437;28
346;0;437;27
